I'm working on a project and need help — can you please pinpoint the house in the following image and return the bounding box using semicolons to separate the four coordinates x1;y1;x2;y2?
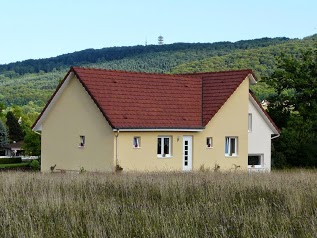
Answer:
3;141;24;157
32;67;279;172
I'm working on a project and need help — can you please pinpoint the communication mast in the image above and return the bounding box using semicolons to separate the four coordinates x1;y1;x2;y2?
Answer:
158;35;164;45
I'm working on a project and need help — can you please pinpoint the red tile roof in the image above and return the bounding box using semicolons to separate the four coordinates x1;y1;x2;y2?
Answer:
73;67;202;129
182;70;254;126
32;67;259;130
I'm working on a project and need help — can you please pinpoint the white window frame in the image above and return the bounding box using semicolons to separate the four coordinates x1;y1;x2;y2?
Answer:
133;136;141;148
206;137;213;148
225;137;238;157
157;136;172;157
248;113;252;132
248;154;264;168
79;135;85;148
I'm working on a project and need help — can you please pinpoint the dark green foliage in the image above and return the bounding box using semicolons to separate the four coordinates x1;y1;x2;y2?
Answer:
0;157;22;164
264;47;317;167
29;159;40;171
6;111;24;142
0;37;290;74
0;120;8;148
23;129;41;156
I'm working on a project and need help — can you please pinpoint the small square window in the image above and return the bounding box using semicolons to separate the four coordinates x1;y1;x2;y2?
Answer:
79;135;85;147
206;137;213;148
133;137;141;148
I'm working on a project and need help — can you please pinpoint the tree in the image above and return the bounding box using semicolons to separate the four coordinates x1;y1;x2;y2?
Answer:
23;129;41;156
264;47;317;167
0;120;8;148
6;111;24;142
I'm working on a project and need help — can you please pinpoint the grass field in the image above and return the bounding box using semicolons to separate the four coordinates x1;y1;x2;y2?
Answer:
0;171;317;237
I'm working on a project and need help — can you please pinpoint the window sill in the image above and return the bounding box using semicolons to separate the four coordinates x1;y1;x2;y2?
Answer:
78;146;85;149
157;155;172;159
206;146;213;149
248;165;263;168
133;147;141;149
225;155;238;158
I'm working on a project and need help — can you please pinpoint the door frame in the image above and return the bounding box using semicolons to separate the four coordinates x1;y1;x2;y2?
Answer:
182;136;193;171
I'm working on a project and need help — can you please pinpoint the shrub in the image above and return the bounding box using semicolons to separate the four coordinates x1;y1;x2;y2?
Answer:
29;159;40;171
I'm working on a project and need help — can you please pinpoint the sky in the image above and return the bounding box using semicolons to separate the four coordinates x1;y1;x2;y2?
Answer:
0;0;316;64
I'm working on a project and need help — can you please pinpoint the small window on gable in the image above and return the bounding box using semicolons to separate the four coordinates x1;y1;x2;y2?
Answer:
206;137;213;148
79;135;85;147
248;113;252;132
133;137;141;148
225;137;238;157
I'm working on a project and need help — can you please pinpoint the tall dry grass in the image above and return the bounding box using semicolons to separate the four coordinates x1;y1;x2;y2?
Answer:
0;171;317;237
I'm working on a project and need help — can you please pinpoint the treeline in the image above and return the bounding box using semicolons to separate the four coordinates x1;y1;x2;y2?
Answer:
0;35;316;110
0;37;290;75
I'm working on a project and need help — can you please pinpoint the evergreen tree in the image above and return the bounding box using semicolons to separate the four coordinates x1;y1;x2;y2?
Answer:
6;111;24;142
0;120;8;148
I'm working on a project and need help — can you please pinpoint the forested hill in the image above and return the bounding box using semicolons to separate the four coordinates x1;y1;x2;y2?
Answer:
0;37;290;75
0;34;316;112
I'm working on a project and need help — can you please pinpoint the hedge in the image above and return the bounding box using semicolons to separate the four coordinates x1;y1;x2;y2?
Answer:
0;157;22;164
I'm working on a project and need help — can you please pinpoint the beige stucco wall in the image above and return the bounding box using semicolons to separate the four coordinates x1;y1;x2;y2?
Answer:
41;75;114;172
117;78;250;172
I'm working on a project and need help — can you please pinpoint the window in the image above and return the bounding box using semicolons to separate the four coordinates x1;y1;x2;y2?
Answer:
248;113;252;132
225;137;238;156
79;135;85;147
133;137;141;148
248;155;263;168
206;137;213;148
157;136;171;157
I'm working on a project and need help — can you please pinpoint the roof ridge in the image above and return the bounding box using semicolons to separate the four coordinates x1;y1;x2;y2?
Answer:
71;66;198;79
180;69;253;76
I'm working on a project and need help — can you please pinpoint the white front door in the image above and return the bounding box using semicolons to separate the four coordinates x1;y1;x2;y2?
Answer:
183;136;192;171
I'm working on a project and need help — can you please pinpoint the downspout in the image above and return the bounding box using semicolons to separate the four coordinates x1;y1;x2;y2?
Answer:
114;129;120;170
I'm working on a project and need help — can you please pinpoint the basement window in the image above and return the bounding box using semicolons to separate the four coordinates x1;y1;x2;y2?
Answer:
133;137;141;148
225;137;238;157
79;135;85;147
248;155;263;168
206;137;213;148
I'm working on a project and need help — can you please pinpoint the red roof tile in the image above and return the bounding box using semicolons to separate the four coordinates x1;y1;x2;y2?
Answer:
32;67;262;130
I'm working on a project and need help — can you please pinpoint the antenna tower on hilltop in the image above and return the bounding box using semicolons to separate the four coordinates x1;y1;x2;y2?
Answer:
158;35;164;45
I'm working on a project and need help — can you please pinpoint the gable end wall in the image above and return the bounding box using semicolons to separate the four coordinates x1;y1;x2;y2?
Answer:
41;75;114;172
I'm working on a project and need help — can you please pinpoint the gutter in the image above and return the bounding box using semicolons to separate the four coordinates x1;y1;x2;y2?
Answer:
34;131;41;136
271;134;280;140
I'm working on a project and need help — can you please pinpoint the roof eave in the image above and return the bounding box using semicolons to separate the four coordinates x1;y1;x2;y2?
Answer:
113;127;204;132
249;92;280;135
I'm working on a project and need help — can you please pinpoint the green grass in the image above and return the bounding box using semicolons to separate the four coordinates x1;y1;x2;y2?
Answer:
0;162;29;169
0;171;317;237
